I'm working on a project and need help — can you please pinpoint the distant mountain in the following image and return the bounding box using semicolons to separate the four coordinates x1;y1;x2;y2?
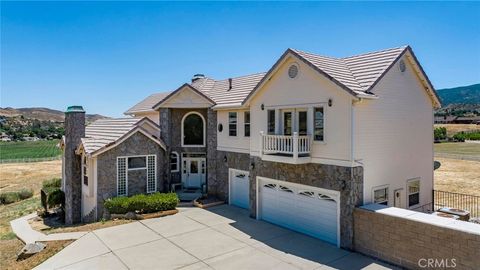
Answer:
0;107;107;123
437;83;480;106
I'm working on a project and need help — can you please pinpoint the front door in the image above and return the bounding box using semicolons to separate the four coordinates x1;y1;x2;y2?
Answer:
282;111;293;136
394;189;403;208
182;158;206;188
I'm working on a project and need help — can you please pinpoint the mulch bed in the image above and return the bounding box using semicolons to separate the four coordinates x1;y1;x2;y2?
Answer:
194;196;225;209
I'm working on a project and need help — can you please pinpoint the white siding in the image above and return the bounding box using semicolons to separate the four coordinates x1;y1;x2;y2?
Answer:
217;109;250;153
354;55;434;208
132;112;159;124
249;56;354;162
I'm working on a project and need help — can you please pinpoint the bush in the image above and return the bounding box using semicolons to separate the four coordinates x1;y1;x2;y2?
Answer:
0;192;20;204
42;178;62;188
0;189;34;204
47;188;65;207
18;189;33;200
453;132;466;142
104;192;179;214
434;127;447;141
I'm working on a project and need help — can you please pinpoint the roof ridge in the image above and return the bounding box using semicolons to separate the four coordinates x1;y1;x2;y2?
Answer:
215;71;267;82
342;45;409;59
290;48;340;60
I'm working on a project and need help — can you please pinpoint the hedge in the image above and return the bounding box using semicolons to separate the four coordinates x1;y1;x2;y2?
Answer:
0;189;34;205
42;178;62;188
104;192;179;214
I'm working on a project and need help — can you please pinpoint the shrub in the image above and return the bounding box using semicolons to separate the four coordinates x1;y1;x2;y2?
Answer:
46;188;64;207
42;178;62;189
18;189;33;200
453;132;466;142
434;127;447;141
0;192;20;204
0;189;34;204
104;192;179;214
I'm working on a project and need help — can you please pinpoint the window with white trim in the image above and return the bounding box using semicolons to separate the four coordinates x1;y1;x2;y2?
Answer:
170;152;179;172
407;179;420;207
146;155;156;193
314;107;324;141
117;155;156;196
82;155;88;186
229;112;237;136
244;111;250;137
117;157;127;196
182;112;205;146
373;186;389;205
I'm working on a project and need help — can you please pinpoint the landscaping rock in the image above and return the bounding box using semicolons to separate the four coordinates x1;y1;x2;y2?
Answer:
17;242;46;261
125;212;138;220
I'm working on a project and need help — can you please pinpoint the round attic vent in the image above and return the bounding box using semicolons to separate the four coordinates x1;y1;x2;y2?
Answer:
399;60;406;72
288;64;299;79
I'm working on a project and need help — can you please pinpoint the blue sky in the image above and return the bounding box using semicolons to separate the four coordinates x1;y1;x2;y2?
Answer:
1;1;479;117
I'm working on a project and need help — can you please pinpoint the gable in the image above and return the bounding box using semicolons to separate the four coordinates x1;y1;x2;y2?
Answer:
153;84;215;109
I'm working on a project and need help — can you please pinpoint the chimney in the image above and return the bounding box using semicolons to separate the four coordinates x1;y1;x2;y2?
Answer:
191;74;205;83
228;78;232;90
63;105;85;224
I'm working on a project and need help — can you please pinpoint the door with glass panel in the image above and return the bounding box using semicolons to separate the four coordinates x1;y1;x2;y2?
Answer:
182;158;206;188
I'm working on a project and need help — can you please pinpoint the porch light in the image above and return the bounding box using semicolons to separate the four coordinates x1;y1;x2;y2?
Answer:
328;99;332;107
223;155;227;163
261;103;264;110
250;162;255;170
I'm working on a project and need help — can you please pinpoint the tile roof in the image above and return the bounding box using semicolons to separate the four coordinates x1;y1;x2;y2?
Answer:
125;92;172;114
291;46;408;93
81;118;159;155
126;46;433;110
191;73;266;108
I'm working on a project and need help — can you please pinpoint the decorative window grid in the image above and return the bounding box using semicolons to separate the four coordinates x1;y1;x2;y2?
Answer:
117;157;127;196
146;155;156;193
170;152;179;172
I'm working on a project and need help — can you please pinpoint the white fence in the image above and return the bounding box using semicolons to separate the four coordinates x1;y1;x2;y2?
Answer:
261;132;312;158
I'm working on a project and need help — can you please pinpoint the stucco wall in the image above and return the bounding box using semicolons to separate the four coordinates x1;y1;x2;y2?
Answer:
354;207;480;270
96;132;165;219
354;55;434;207
216;109;251;154
132;111;159;124
248;56;354;162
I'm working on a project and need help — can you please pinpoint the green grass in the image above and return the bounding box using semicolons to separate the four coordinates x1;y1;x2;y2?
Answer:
434;142;480;156
0;197;41;239
0;140;61;160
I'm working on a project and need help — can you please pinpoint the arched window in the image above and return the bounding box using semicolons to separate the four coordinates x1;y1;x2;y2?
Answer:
182;112;205;147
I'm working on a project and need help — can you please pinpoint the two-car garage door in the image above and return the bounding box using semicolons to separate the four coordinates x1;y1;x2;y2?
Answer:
257;177;340;246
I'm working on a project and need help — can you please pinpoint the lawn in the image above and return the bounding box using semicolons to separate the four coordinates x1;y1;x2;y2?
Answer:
434;142;480;160
0;140;61;161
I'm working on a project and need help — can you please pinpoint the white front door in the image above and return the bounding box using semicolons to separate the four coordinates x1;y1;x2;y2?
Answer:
182;158;205;188
229;169;250;209
257;177;340;246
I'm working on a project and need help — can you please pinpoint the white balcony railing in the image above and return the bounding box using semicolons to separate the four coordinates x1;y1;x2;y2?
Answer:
260;131;312;159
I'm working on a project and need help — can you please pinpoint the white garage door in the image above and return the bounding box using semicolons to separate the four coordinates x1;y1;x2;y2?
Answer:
258;177;339;246
229;169;250;209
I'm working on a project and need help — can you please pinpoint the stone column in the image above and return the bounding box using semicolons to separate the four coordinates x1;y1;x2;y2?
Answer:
64;106;85;225
159;108;171;190
206;109;217;195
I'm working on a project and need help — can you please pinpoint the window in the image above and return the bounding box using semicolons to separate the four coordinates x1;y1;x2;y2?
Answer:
82;155;88;186
407;179;420;207
229;112;237;136
170;152;179;172
182;112;205;146
283;111;292;136
117;157;127;196
267;110;275;134
314;107;324;141
373;186;389;205
128;156;146;169
146;155;156;193
117;155;156;196
244;111;250;137
298;111;307;136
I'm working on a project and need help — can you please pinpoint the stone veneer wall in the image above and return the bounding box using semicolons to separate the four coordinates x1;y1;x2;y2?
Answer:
160;108;209;189
64;111;85;224
213;150;363;249
354;208;480;270
96;132;165;219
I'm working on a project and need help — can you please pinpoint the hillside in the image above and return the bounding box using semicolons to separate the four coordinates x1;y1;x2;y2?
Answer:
437;83;480;105
0;107;106;123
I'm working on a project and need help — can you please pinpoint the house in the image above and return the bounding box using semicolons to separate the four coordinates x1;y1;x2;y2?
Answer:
61;45;441;249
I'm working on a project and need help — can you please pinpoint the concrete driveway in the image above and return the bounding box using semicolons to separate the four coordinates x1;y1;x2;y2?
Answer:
36;205;396;270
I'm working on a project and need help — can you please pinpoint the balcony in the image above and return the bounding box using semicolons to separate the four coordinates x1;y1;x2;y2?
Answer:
260;132;312;164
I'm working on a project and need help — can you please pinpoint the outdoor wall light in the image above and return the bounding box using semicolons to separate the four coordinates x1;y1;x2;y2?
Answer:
261;103;264;110
218;123;223;132
328;99;333;107
223;155;227;163
250;162;255;170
